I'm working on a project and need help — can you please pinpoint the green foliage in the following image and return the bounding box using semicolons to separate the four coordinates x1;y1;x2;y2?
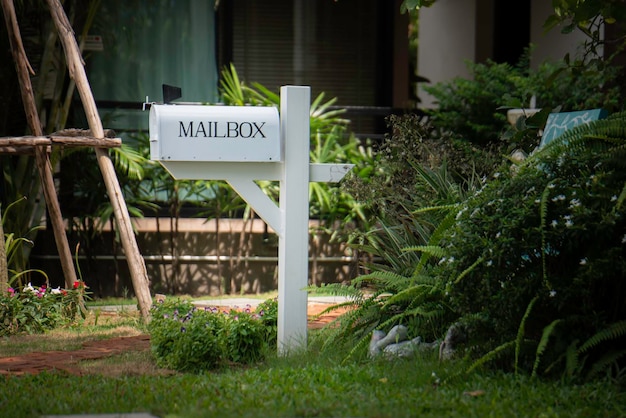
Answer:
424;59;516;147
148;297;279;372
255;296;278;348
0;281;89;336
424;57;621;154
1;197;48;288
315;113;485;360
219;64;369;232
400;0;436;13
224;309;268;364
544;0;626;79
436;112;626;380
148;298;227;372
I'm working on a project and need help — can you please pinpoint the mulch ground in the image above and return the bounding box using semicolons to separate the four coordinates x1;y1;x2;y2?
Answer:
0;303;349;376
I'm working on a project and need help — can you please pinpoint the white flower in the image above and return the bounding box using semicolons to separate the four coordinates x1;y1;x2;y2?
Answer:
622;234;626;244
611;195;618;202
486;260;493;267
549;290;557;298
551;220;558;228
548;183;556;189
25;283;35;293
439;257;447;265
448;257;455;264
565;219;574;228
495;232;501;239
51;287;62;295
569;198;581;208
579;258;588;265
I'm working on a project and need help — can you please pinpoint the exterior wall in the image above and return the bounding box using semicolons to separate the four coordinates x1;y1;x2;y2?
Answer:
417;0;589;108
30;218;360;299
417;0;477;108
529;0;591;68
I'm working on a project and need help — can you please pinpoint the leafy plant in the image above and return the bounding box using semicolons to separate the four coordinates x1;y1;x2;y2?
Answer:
148;298;226;372
0;281;90;336
148;296;279;372
218;63;365;229
424;55;621;155
437;112;626;380
310;116;478;360
1;197;48;288
224;308;268;364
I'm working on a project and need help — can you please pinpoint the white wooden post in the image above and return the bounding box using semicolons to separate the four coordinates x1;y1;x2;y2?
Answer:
149;85;353;353
277;86;310;352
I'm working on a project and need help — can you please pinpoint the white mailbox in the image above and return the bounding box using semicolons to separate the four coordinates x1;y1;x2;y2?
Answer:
149;104;281;162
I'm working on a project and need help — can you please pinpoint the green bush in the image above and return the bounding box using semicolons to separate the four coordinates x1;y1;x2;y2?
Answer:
255;296;278;348
435;113;626;378
424;56;621;154
148;297;279;372
0;281;89;336
224;309;268;364
148;299;226;372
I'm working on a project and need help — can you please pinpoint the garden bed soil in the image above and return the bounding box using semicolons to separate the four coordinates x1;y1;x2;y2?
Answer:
0;302;349;376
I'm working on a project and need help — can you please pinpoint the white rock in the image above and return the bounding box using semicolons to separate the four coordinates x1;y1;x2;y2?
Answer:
375;324;409;350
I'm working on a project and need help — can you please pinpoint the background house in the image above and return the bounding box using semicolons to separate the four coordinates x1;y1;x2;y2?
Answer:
15;0;602;297
88;0;411;140
417;0;590;108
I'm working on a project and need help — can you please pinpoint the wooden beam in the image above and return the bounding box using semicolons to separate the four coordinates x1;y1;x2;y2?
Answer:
46;0;153;321
53;128;117;138
0;146;37;155
0;135;122;148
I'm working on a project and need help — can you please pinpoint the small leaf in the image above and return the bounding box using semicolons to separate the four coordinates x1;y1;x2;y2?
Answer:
463;390;486;397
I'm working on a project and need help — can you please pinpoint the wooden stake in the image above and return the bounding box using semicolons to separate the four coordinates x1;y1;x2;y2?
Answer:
1;0;78;289
45;0;153;320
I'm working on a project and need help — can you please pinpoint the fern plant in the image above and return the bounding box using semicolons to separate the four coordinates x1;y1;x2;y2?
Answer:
437;111;626;381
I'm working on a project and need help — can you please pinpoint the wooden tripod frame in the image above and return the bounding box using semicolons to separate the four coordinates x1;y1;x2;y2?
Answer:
0;0;152;320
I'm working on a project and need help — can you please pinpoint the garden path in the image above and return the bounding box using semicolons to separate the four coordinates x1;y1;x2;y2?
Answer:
0;302;349;376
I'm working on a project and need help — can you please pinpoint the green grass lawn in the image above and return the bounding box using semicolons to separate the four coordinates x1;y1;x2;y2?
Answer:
1;341;624;417
2;356;624;417
1;302;624;417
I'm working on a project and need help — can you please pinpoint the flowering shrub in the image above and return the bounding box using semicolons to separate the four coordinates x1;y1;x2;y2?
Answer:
434;116;626;376
148;297;278;372
0;281;89;336
255;296;278;348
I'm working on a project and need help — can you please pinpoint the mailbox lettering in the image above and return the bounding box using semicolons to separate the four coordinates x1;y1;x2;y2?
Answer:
178;121;267;139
